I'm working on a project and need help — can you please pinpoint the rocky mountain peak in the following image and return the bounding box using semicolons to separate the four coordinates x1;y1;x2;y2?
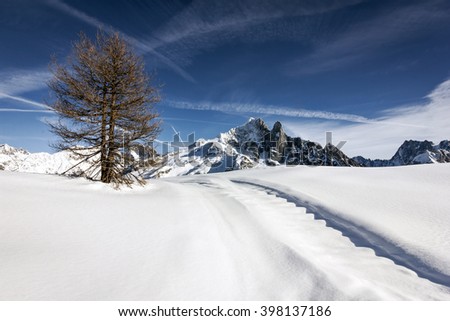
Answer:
438;140;450;151
353;139;450;166
0;144;29;156
268;121;288;162
391;140;437;165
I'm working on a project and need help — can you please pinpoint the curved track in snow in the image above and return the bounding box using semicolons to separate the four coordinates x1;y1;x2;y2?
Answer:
175;176;450;300
229;179;450;288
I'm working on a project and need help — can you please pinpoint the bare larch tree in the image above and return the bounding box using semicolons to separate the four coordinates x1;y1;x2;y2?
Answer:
48;31;160;186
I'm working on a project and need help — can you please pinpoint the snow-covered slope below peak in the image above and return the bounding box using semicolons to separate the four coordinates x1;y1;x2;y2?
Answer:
412;150;438;164
218;117;270;145
144;139;256;178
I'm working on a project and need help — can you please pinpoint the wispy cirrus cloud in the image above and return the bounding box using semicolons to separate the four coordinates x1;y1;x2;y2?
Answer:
165;99;372;123
283;78;450;158
0;69;52;111
0;108;53;113
145;0;367;66
0;69;51;95
44;0;195;82
285;0;450;75
0;93;50;110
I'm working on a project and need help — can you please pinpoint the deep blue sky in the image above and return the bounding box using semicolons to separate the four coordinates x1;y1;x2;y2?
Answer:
1;0;450;158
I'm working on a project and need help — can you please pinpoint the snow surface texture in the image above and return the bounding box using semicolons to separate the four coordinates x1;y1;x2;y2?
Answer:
1;164;450;300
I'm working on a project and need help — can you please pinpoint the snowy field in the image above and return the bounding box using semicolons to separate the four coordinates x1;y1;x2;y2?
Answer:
1;164;450;300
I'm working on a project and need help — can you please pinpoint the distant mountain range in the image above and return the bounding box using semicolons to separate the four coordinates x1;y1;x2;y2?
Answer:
1;118;449;178
353;139;450;167
0;143;88;175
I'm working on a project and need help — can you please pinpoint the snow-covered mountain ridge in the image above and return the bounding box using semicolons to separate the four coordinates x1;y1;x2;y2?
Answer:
145;117;359;177
353;139;450;167
2;118;449;176
0;143;86;174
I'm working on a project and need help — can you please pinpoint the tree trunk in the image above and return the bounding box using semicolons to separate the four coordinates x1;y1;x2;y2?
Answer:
104;94;117;183
100;87;108;182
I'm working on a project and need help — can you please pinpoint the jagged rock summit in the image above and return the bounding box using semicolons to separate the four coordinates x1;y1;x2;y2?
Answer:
391;140;450;165
354;139;450;167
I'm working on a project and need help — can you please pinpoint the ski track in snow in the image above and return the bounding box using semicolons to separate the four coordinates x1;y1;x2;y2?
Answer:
229;179;450;288
174;175;450;300
176;179;344;300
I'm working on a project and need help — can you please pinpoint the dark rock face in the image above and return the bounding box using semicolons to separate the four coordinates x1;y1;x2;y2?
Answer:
268;121;288;163
221;118;360;167
438;140;450;151
352;139;450;167
436;140;450;163
390;140;434;165
352;156;390;167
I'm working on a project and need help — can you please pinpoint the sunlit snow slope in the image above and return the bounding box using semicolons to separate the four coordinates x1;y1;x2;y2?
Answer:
1;164;450;300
